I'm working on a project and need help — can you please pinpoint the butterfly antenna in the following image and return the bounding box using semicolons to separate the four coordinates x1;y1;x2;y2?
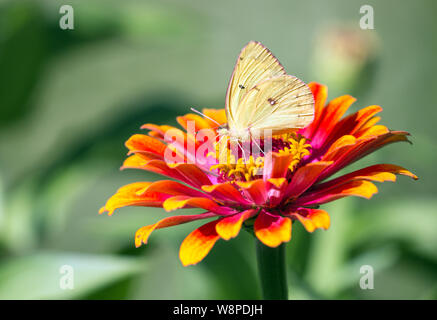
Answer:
237;140;247;161
250;135;265;156
201;167;219;177
190;107;221;126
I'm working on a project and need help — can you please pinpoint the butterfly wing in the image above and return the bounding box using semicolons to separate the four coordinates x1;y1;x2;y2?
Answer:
233;75;314;137
225;41;286;128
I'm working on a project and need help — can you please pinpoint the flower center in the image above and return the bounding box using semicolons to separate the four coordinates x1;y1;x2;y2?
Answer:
210;133;311;182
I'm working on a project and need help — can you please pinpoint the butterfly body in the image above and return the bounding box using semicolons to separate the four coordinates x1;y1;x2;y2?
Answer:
217;126;251;143
219;41;315;144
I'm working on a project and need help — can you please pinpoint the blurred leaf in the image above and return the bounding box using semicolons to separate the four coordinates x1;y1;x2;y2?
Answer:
128;241;216;299
0;251;146;299
305;198;355;296
0;181;38;254
202;233;260;299
349;199;437;260
328;245;399;294
0;1;48;125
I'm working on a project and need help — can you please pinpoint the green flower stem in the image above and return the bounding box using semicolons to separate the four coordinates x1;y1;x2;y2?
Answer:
255;239;288;300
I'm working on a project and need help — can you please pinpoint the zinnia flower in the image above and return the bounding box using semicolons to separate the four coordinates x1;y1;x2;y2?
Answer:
100;82;417;266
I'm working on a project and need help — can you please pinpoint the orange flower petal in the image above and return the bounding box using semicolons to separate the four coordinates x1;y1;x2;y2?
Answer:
322;135;357;161
177;113;212;132
287;208;330;233
141;125;197;162
163;196;233;214
267;178;287;189
313;164;418;191
296;180;378;206
357;125;390;138
318;131;411;181
254;211;291;247
135;212;216;247
202;108;227;126
328;105;383;142
311;95;356;148
99;182;169;215
179;220;220;266
202;182;250;204
263;152;294;180
141;124;176;138
125;134;167;157
215;209;257;240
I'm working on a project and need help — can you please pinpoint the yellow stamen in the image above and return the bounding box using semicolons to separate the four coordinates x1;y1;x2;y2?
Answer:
211;155;264;182
277;133;311;172
209;133;310;182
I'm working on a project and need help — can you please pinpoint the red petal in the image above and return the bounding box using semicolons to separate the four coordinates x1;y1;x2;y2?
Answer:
143;180;207;198
179;220;221;266
300;83;328;139
266;178;288;206
285;161;333;199
236;179;268;205
122;157;212;189
215;209;257;240
167;163;212;187
122;156;190;184
254;211;291;247
135;212;216;247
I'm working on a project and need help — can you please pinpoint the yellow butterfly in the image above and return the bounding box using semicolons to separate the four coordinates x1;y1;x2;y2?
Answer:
217;41;314;143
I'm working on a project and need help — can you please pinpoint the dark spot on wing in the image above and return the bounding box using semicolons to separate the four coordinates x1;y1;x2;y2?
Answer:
268;98;276;106
239;84;245;89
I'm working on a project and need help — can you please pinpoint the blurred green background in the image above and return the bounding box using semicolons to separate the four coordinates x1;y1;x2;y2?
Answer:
0;0;435;299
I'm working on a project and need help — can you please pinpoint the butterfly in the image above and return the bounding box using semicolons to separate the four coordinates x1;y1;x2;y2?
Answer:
217;41;314;143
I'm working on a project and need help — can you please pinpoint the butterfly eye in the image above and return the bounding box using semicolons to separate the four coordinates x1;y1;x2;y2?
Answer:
239;84;246;89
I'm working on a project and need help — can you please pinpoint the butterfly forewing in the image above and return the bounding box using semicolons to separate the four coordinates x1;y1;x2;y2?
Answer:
225;41;286;127
233;75;314;137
